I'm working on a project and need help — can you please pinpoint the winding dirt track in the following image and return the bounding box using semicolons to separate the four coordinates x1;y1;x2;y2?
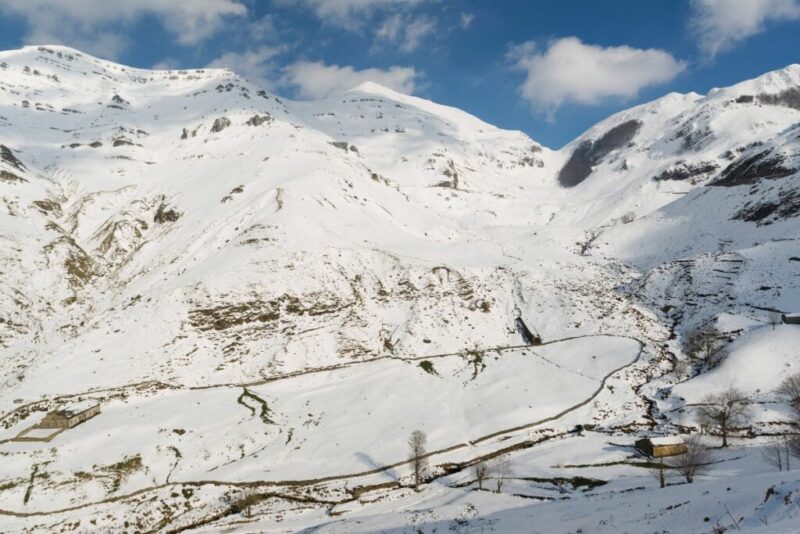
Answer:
0;333;635;426
0;334;644;521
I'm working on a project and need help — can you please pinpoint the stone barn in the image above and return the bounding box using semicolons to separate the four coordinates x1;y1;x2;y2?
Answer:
782;313;800;325
635;436;687;458
12;401;101;442
39;401;101;429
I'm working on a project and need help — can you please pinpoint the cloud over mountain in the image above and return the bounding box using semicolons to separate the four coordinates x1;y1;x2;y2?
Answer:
0;0;247;58
510;37;685;118
690;0;800;58
282;60;419;98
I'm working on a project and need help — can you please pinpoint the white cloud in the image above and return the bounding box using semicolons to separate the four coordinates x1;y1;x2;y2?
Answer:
151;58;182;71
282;60;419;99
510;37;685;117
247;15;278;42
206;46;287;89
376;14;436;52
690;0;800;58
279;0;428;29
0;0;247;58
280;0;466;54
401;16;437;52
375;13;404;42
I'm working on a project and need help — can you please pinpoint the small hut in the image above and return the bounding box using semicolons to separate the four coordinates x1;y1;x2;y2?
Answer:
782;313;800;325
635;436;687;458
39;401;101;429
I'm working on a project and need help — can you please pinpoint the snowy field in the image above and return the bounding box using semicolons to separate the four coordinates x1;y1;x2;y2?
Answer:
0;46;799;531
0;336;639;512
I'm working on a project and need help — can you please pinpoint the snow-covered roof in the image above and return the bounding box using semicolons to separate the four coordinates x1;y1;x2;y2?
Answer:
51;400;100;418
647;436;685;446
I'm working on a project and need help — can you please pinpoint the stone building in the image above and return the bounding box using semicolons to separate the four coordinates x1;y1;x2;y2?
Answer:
39;401;101;429
635;436;687;458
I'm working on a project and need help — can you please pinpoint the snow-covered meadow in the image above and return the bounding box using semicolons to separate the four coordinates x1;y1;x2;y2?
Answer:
0;46;799;531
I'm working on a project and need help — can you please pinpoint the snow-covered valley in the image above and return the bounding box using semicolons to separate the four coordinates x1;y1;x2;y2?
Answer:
0;45;799;532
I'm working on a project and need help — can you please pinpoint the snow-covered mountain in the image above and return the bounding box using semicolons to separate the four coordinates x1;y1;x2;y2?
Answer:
0;46;799;532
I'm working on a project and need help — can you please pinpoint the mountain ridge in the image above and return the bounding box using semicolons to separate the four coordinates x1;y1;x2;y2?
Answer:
0;45;799;532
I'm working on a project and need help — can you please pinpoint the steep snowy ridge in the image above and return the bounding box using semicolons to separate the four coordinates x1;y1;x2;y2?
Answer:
0;46;799;532
709;63;800;100
552;65;800;229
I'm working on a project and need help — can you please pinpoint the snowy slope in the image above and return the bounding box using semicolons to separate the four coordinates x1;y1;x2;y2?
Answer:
0;46;799;532
554;65;800;227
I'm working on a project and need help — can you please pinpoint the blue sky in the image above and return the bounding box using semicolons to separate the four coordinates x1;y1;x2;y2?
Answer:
0;0;798;147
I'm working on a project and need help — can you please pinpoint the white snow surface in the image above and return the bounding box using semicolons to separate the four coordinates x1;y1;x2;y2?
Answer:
0;46;799;532
647;436;686;446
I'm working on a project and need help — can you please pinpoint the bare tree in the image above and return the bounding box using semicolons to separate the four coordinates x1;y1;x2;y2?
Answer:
790;434;800;460
650;456;667;488
762;437;791;471
493;457;512;493
773;373;800;460
763;439;784;471
768;310;783;330
777;373;800;415
666;436;715;483
672;358;691;379
686;327;722;367
224;489;260;518
408;430;429;490
473;461;489;490
697;386;752;447
708;345;728;371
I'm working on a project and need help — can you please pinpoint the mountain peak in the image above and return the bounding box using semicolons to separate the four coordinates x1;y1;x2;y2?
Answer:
347;80;504;135
707;63;800;101
348;80;406;97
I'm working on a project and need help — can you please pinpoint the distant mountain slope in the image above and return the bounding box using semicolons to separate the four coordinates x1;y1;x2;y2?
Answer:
554;65;800;225
0;46;799;533
0;45;570;398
